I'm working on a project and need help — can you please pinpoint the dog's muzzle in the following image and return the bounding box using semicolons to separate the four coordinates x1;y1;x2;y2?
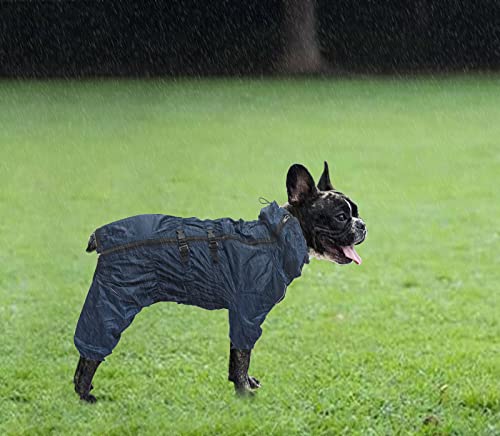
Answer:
314;219;366;265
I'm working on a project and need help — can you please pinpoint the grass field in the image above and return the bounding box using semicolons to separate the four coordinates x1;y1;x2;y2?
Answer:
0;76;499;435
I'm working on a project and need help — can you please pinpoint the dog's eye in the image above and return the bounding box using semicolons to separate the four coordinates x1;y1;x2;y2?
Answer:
336;213;347;221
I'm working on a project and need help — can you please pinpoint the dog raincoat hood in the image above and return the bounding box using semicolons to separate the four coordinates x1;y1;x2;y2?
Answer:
74;201;309;361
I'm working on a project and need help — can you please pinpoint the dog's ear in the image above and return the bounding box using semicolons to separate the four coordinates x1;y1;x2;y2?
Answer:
317;161;334;191
286;164;318;205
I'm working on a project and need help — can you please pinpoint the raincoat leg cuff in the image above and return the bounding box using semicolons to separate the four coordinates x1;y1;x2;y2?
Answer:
74;336;108;362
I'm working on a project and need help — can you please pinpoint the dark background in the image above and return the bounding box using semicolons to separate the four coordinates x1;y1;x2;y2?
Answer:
1;1;499;77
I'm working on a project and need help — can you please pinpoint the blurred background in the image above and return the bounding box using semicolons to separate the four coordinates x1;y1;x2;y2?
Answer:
1;0;499;77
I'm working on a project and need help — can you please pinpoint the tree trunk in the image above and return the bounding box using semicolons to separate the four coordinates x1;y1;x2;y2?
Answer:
278;0;324;74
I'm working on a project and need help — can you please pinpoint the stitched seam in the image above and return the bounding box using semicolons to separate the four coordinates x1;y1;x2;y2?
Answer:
98;234;277;256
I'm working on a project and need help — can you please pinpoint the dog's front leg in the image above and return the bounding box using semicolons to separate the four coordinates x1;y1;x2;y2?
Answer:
73;356;102;403
228;343;261;395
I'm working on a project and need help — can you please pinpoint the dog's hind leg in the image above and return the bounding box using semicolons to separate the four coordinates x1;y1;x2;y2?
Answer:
73;356;102;403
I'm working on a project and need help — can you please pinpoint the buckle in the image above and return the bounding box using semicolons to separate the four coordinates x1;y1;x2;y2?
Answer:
176;229;190;263
207;228;219;263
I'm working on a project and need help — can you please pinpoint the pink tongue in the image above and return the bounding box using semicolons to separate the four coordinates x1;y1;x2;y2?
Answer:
341;245;362;265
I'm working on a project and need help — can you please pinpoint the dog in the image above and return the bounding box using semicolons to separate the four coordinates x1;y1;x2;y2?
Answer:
73;162;366;401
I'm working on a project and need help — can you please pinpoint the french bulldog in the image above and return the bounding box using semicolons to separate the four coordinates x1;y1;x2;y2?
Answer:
73;162;366;401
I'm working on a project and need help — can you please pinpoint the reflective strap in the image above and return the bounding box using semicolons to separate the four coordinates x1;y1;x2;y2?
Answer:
206;227;219;263
176;229;190;263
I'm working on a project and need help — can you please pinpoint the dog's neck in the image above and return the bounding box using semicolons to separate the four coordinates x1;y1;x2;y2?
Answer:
282;202;323;261
282;202;314;249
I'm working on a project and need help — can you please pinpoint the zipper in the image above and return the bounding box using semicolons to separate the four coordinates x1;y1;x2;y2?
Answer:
98;233;277;256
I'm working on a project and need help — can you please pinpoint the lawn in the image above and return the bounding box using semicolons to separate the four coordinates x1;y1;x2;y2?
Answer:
0;76;498;435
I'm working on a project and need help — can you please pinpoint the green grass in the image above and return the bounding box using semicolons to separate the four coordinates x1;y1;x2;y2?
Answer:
0;76;499;435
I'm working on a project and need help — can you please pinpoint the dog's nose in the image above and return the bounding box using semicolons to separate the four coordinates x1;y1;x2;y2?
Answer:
355;219;366;231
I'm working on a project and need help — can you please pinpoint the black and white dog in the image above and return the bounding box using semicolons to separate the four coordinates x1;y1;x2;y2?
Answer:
73;162;366;401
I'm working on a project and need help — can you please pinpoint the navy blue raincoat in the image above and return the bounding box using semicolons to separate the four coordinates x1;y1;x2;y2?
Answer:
74;201;309;361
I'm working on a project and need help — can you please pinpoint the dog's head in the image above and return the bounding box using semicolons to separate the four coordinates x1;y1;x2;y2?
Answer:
285;162;366;265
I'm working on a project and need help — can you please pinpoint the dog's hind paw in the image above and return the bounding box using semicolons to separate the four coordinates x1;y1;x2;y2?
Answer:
80;393;97;404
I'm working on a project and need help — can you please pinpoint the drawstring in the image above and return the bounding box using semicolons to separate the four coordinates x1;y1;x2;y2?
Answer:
258;197;272;205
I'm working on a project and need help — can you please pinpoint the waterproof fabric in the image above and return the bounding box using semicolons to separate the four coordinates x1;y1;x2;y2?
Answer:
74;201;309;361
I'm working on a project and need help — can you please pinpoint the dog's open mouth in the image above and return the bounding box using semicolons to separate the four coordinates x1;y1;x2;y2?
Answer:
320;237;362;265
340;245;362;264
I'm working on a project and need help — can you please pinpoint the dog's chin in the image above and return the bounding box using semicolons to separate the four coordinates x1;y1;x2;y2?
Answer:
312;234;364;265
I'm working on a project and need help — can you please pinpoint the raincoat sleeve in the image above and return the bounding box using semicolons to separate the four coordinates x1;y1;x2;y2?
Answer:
228;294;276;350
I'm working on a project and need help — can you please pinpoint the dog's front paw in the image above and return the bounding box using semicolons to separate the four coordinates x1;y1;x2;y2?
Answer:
233;375;261;396
247;375;261;389
234;382;255;397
